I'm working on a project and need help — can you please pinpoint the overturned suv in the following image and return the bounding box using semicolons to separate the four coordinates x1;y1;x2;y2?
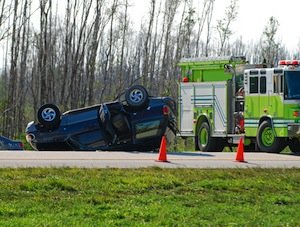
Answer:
26;85;176;151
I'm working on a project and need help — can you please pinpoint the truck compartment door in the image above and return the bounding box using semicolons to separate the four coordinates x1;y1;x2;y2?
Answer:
194;83;227;135
179;84;194;136
212;83;227;134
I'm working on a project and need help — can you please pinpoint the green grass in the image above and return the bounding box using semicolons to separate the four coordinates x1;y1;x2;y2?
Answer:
1;168;300;226
17;133;34;150
170;137;195;151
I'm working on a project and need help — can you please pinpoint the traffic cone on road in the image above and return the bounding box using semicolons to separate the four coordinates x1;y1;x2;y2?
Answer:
156;136;168;162
235;138;245;162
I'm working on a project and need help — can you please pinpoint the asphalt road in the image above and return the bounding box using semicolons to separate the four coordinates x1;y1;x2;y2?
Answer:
0;150;300;168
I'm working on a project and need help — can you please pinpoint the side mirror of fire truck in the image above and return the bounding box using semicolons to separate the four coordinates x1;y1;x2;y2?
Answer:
224;64;234;73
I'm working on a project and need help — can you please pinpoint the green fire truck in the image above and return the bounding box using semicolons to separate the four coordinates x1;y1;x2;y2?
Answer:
178;56;300;153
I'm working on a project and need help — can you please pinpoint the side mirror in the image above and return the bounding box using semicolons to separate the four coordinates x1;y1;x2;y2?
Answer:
224;64;234;73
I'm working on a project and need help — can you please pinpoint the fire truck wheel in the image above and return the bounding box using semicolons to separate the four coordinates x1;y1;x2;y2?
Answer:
196;122;216;152
257;121;286;153
289;138;300;153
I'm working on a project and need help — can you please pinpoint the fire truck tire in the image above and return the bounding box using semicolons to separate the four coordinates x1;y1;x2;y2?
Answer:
196;122;217;152
194;137;200;151
256;121;286;153
289;138;300;153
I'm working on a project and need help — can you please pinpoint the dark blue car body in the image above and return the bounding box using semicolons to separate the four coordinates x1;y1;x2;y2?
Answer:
0;135;23;150
26;88;176;151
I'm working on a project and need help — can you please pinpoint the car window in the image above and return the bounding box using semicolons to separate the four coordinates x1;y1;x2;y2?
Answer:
135;120;161;139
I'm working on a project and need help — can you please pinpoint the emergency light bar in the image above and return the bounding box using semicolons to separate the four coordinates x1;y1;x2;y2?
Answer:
278;60;300;66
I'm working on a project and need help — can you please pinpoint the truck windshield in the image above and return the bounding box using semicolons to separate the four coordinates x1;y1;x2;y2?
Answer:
284;71;300;99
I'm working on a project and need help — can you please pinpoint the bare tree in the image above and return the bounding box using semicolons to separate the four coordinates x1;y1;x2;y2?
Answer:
293;39;300;59
142;0;156;87
216;0;238;56
231;36;245;56
195;0;214;57
261;16;280;66
204;0;214;57
5;0;20;137
100;0;118;102
69;0;92;108
3;0;32;137
148;0;162;93
59;0;73;108
85;0;108;106
116;0;129;94
174;0;188;62
16;0;30;134
158;0;181;95
0;0;13;41
182;0;195;58
38;0;52;106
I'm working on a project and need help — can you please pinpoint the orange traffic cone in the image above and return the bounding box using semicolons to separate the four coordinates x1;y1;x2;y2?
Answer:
235;138;245;162
156;136;168;162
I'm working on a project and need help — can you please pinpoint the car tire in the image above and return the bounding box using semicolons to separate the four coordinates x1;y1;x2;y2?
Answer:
37;104;61;129
125;85;149;111
256;120;286;153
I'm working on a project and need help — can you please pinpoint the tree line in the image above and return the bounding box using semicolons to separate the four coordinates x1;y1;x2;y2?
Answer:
0;0;297;138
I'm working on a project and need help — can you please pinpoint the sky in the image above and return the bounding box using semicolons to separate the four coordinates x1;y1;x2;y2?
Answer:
227;0;300;51
132;0;300;52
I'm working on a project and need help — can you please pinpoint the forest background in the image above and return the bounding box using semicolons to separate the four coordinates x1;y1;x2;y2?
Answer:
0;0;299;139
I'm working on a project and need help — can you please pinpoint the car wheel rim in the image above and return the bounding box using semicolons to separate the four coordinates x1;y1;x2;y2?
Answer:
41;108;56;122
261;127;274;147
200;128;208;147
129;89;143;104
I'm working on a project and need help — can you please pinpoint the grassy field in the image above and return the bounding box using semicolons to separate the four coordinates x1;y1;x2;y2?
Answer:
0;168;300;226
